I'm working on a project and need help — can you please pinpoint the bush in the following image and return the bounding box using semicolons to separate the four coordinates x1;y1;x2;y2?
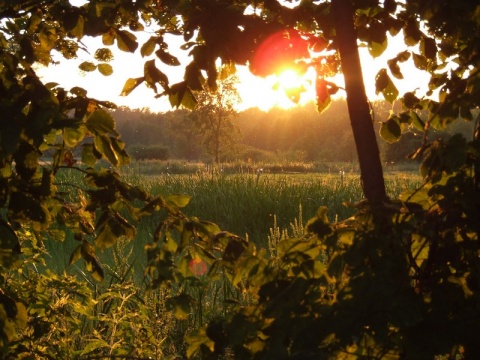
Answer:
128;144;170;160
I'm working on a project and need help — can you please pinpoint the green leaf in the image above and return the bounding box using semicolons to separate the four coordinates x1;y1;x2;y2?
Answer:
97;63;113;76
375;68;398;103
110;138;130;166
82;143;98;166
116;30;138;53
156;49;180;66
140;36;158;57
86;109;117;136
80;339;110;356
94;135;118;166
165;194;191;209
120;77;145;96
409;111;425;132
368;38;388;58
79;61;96;72
81;240;104;282
96;211;137;250
69;244;83;265
186;328;215;359
166;294;193;320
380;117;402;143
168;82;197;110
62;122;85;149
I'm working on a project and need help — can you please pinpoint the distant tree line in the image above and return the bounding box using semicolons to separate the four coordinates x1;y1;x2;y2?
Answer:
113;99;476;165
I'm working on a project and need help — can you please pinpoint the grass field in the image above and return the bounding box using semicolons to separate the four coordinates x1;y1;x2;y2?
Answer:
46;162;423;275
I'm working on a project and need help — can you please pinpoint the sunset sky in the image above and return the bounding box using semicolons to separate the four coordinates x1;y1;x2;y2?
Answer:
37;26;430;113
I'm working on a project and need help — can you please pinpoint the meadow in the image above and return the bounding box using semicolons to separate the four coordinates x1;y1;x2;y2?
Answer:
47;160;423;272
31;160;424;358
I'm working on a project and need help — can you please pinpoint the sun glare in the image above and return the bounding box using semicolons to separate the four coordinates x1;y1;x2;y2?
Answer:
277;69;303;90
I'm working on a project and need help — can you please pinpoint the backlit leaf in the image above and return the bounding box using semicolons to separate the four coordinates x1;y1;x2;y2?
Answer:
86;109;117;136
375;69;398;103
412;53;428;70
120;77;145;96
368;38;388;58
78;61;96;72
316;77;331;113
140;36;157;57
156;49;180;66
116;30;138;53
380;117;402;143
94;135;118;166
94;48;114;62
82;143;98;166
97;63;113;76
165;194;191;208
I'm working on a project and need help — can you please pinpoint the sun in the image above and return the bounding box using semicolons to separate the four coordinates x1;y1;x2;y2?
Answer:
277;69;304;91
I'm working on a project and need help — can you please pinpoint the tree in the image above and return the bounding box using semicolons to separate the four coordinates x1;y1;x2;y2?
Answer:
1;0;480;358
188;75;241;163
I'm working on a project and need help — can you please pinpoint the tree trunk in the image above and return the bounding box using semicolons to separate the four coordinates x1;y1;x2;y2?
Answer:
331;0;388;205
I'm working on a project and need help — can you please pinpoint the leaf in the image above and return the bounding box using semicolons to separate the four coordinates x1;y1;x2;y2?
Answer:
94;135;118;166
116;29;138;52
86;109;117;136
368;38;388;58
166;294;193;320
120;77;145;96
144;59;169;91
70;86;88;97
95;211;137;250
165;194;191;209
409;111;425;132
387;59;403;79
375;68;398;103
186;327;215;359
412;53;428;70
78;61;96;72
140;36;158;57
97;63;113;76
168;82;197;110
380;117;402;143
81;240;104;282
69;244;83;265
82;143;98;166
420;37;437;60
315;77;331;113
102;29;115;45
94;48;114;62
80;339;110;356
156;49;180;66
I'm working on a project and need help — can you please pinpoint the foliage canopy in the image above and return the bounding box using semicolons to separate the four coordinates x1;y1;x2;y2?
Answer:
1;0;480;358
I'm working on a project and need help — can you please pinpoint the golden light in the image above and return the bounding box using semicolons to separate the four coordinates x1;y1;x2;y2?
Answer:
277;68;304;91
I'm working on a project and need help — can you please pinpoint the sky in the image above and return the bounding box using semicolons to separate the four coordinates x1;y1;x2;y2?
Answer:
37;8;430;113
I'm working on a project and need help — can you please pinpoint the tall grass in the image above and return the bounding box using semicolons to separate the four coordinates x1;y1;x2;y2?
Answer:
122;170;422;247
